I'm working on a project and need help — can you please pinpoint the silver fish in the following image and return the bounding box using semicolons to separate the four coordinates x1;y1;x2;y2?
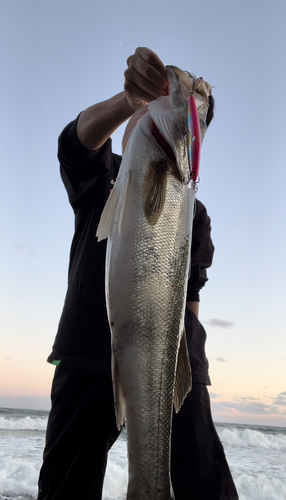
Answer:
97;66;211;500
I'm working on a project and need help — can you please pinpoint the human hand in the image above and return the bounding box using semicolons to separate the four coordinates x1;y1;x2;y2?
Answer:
124;47;169;110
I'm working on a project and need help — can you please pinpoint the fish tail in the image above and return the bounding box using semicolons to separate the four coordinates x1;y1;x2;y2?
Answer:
143;160;169;225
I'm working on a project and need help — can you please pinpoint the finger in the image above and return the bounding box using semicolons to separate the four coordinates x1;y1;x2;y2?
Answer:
125;55;168;93
135;47;167;83
124;68;168;103
126;47;168;93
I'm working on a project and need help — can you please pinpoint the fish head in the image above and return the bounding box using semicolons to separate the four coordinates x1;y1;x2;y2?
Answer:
167;66;212;144
148;66;212;185
166;66;195;105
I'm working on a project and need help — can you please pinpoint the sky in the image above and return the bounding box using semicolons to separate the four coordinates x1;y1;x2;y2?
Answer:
0;0;285;427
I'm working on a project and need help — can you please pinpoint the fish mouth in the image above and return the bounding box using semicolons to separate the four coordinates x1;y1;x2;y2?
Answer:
168;65;196;98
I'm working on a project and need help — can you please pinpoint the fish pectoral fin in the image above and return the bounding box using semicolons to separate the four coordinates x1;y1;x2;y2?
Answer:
96;171;131;240
112;351;126;430
143;160;168;225
173;328;192;413
96;185;118;241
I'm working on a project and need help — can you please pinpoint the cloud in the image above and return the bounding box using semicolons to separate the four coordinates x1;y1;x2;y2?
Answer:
237;401;275;415
209;392;223;399
233;396;256;402
211;397;276;415
273;392;286;406
0;396;50;411
204;318;235;329
210;393;286;419
216;357;229;363
15;243;35;257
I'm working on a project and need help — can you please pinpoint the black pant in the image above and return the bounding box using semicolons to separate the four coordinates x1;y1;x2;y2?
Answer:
38;367;238;500
171;384;238;499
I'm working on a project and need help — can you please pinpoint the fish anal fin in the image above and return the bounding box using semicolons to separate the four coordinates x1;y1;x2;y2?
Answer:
173;328;192;413
112;351;126;430
143;160;168;225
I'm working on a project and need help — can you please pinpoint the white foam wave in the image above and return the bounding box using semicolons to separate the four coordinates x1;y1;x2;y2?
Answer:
235;472;286;500
0;455;40;499
103;460;128;499
218;427;286;451
0;497;35;500
0;416;47;431
0;418;285;500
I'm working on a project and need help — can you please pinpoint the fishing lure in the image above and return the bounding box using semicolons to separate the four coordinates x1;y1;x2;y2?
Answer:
187;88;201;186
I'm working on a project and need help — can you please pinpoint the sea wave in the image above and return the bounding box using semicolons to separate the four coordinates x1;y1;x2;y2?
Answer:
235;472;286;500
0;419;285;500
218;426;286;451
0;416;47;431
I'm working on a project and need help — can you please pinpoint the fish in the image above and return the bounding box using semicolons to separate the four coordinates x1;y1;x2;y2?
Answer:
96;66;211;500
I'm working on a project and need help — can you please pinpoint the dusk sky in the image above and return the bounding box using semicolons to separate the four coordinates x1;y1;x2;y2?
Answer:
1;0;285;426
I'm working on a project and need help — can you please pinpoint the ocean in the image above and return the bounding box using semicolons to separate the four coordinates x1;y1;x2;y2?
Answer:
0;407;285;500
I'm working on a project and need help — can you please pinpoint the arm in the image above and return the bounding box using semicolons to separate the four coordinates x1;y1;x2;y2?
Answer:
77;47;168;151
186;200;215;319
186;301;199;318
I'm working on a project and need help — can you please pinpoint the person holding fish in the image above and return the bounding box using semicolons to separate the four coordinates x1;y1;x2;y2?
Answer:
37;48;238;500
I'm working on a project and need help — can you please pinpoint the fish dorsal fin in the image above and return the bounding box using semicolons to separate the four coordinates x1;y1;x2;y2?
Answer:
173;328;192;412
143;159;168;225
112;351;126;430
96;171;131;241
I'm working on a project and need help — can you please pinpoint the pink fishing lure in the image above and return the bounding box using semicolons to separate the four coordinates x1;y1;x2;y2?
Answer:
187;94;201;183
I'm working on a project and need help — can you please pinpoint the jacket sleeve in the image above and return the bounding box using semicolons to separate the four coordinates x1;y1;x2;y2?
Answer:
186;199;215;302
58;115;120;208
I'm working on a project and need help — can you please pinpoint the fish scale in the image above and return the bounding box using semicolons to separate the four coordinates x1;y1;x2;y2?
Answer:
97;66;211;499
